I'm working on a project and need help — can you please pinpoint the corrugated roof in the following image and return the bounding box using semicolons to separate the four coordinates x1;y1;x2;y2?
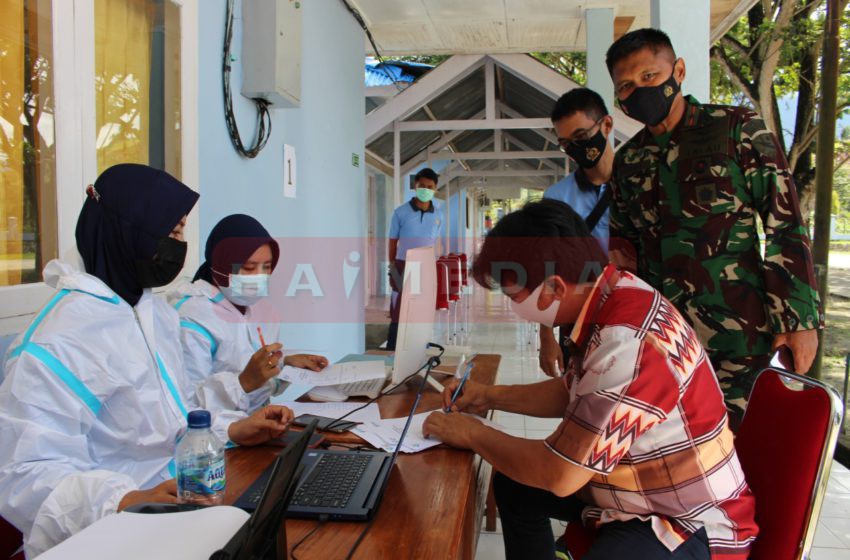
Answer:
366;59;571;172
365;59;433;87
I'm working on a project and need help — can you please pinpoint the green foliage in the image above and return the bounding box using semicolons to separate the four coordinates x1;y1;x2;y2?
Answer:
392;55;451;66
529;52;587;84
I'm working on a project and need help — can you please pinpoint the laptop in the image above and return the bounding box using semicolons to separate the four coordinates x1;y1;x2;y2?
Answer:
212;419;319;559
235;370;431;522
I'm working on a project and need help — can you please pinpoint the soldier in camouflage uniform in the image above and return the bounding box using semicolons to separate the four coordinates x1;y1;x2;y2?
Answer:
604;29;822;428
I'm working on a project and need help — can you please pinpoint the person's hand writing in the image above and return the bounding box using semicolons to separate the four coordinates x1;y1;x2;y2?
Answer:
422;411;484;450
441;379;491;415
239;343;284;392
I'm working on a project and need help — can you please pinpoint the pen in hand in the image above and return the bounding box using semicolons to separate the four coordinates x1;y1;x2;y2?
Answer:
445;362;474;412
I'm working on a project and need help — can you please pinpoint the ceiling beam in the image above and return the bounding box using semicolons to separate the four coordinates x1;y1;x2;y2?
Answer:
397;118;552;132
498;102;559;144
710;0;759;42
489;54;642;139
503;133;561;172
450;170;555;178
423;104;470;172
365;149;394;175
399;109;486;175
428;150;565;161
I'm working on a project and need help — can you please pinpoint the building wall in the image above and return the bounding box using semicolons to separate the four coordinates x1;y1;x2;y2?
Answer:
197;0;366;359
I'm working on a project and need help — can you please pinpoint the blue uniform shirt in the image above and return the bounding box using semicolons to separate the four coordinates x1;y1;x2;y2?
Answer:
543;172;609;252
389;198;443;261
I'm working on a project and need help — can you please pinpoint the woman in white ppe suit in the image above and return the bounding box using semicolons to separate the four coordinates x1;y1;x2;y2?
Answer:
0;164;294;558
169;214;328;412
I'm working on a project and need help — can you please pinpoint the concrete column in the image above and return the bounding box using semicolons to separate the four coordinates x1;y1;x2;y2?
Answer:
651;0;710;101
585;8;615;112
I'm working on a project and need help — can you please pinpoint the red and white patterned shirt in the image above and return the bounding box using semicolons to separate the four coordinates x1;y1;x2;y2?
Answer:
545;264;758;559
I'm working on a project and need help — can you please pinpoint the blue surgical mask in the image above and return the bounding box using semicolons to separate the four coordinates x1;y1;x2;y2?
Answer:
416;188;435;203
221;273;269;307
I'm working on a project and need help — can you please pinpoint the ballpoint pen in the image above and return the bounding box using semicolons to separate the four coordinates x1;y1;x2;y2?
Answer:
445;361;474;412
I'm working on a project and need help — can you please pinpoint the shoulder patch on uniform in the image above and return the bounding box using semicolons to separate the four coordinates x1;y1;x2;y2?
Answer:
741;117;778;158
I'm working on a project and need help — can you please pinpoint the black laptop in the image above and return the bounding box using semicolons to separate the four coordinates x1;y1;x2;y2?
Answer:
212;419;319;559
234;405;422;522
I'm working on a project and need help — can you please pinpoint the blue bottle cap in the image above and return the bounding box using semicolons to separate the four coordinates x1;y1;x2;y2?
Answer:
187;410;211;429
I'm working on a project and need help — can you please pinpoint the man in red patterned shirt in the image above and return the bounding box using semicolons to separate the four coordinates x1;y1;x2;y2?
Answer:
424;199;758;560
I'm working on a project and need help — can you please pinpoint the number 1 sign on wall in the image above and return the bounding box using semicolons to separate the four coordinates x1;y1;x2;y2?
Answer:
284;144;297;198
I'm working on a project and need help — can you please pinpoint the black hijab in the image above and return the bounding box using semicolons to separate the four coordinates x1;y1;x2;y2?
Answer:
193;214;279;288
75;163;199;306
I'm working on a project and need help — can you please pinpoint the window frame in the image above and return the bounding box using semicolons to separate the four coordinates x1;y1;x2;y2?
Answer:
0;0;200;335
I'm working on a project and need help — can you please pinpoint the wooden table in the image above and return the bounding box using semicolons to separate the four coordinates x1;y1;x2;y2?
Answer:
223;354;501;559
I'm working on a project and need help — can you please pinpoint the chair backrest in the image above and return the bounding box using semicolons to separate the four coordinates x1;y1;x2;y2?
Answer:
735;368;844;560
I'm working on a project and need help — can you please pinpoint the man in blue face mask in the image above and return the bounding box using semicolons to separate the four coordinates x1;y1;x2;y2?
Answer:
386;167;443;350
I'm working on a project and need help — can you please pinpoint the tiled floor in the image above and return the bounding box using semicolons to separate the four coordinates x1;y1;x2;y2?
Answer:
462;291;850;560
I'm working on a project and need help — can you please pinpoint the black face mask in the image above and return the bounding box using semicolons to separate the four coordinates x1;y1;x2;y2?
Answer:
619;71;681;127
564;128;608;169
136;236;187;288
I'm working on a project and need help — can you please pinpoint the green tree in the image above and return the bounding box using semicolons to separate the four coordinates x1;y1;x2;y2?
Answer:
529;52;587;84
710;0;850;216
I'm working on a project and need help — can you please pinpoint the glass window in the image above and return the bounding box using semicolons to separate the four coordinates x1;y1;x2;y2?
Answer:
94;0;181;177
0;0;58;286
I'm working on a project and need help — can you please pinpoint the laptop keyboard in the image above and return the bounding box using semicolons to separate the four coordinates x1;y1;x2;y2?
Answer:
242;469;272;506
291;454;372;509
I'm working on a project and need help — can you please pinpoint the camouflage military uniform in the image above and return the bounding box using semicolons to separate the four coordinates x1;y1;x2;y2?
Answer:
609;96;822;428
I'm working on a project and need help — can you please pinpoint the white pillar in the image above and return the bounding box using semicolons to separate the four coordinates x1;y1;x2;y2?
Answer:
393;121;401;208
585;8;614;112
651;0;710;101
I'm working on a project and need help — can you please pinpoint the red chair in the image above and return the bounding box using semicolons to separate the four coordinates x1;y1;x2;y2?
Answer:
561;367;843;560
435;261;450;310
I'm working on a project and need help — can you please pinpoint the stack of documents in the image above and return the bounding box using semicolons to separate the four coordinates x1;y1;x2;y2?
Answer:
351;411;507;454
277;360;386;387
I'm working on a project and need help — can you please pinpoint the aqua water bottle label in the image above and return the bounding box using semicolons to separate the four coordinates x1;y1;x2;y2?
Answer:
179;458;226;495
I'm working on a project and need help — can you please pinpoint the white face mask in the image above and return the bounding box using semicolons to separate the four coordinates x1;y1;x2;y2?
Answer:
221;273;269;307
508;281;560;328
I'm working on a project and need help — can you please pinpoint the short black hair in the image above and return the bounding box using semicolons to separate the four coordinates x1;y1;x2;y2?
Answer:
606;28;676;74
550;88;609;123
414;168;439;185
472;199;607;293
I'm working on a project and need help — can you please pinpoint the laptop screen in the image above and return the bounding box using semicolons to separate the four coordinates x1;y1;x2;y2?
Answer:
216;421;318;559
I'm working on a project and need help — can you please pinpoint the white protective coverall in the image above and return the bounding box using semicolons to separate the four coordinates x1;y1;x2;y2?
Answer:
168;279;284;412
0;260;251;557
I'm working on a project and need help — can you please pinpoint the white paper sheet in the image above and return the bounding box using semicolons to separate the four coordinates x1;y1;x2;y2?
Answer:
277;360;387;387
274;383;313;402
273;401;382;424
351;411;509;454
38;506;250;560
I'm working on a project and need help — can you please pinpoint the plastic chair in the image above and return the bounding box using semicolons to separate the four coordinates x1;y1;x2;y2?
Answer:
735;368;843;559
560;367;844;560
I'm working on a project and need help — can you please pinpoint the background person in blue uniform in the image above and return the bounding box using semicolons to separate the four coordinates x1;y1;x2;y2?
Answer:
386;168;443;350
539;88;615;377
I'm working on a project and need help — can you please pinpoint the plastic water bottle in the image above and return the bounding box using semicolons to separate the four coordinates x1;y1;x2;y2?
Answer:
176;410;226;505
